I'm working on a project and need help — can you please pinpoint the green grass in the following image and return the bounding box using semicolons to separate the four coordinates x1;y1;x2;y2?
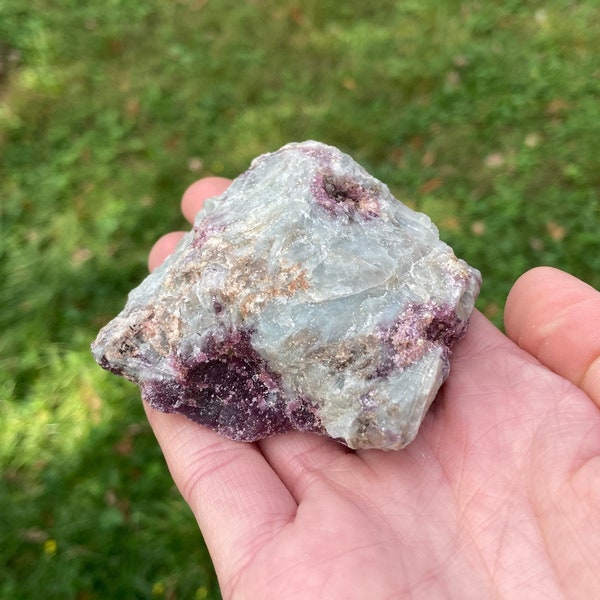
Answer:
1;1;599;598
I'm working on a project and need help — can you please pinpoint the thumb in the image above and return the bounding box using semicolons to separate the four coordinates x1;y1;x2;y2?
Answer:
504;266;600;408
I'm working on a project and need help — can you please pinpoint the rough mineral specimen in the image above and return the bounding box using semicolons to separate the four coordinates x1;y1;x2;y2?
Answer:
92;141;481;450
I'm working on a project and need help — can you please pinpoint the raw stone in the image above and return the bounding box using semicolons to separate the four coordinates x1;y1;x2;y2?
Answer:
92;141;481;450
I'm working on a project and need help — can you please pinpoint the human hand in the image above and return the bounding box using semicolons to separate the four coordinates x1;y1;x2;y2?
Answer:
146;177;600;599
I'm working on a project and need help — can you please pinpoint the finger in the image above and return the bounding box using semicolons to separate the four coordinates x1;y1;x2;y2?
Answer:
505;266;600;408
147;231;186;272
181;177;231;224
148;178;231;271
258;431;357;502
144;406;296;577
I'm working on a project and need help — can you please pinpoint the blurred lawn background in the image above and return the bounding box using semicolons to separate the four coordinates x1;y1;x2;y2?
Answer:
1;1;599;598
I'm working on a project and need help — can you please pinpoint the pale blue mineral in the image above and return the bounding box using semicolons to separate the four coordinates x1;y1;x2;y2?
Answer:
92;141;481;450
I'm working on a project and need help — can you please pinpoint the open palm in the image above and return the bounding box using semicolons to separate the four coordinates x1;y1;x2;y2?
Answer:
146;178;600;599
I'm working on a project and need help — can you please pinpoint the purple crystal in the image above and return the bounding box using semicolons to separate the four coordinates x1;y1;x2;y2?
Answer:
140;329;324;441
312;171;382;220
92;141;481;450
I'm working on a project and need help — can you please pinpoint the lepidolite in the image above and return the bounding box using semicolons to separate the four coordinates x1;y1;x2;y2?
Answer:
92;141;481;450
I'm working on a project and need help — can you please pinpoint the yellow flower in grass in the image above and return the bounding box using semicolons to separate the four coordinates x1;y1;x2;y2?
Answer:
196;586;208;599
43;539;57;557
151;581;166;597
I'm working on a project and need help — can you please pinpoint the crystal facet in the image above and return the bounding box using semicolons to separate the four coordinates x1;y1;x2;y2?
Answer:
92;141;481;450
